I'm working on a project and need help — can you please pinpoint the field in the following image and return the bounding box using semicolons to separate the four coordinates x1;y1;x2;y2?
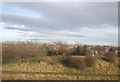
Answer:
2;42;120;80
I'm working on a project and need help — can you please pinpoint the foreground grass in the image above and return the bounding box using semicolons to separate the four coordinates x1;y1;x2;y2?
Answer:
2;57;119;80
3;70;119;77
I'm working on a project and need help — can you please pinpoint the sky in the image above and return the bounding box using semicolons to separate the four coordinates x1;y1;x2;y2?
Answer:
0;2;118;45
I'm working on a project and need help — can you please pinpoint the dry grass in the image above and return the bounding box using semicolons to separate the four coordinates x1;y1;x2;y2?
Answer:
2;57;119;80
2;74;118;80
2;57;119;73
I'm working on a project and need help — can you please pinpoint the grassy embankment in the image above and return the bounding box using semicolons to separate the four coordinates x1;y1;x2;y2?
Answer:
2;56;119;80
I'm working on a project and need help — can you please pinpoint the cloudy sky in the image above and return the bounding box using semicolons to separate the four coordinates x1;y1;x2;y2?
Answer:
0;2;118;45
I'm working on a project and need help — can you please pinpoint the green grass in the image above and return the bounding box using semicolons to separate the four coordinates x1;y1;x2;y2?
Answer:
2;70;119;77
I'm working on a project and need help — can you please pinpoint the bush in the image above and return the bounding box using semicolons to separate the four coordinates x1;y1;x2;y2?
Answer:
62;56;87;69
118;61;120;68
73;45;93;56
102;51;118;63
2;42;47;64
2;43;18;64
57;45;67;55
74;46;86;56
85;56;97;67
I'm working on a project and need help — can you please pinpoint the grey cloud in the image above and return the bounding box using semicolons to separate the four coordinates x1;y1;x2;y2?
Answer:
2;2;118;43
3;2;118;29
2;14;56;31
66;34;87;38
4;26;31;31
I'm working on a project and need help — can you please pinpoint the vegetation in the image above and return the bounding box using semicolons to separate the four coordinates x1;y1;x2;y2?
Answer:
102;51;118;63
2;57;119;80
85;55;97;67
62;56;87;69
2;42;47;64
2;41;119;80
62;56;96;69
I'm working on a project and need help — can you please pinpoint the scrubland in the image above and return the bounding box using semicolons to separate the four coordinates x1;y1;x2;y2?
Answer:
2;41;119;80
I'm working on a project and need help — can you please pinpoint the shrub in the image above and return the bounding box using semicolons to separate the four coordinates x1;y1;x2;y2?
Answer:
73;45;93;56
118;61;120;68
73;46;86;56
118;50;120;57
102;51;118;63
62;54;97;69
2;42;47;64
47;50;58;56
57;46;67;55
2;43;18;64
85;56;97;67
62;56;87;69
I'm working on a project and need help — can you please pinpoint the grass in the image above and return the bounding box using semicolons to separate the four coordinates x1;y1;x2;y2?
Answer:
2;57;119;80
2;71;119;77
3;74;118;80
